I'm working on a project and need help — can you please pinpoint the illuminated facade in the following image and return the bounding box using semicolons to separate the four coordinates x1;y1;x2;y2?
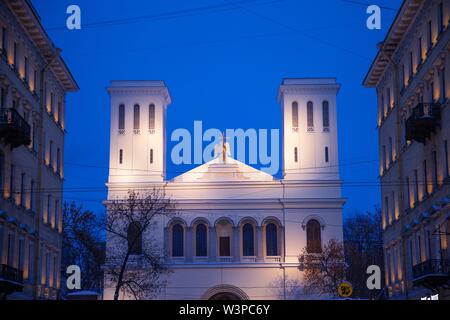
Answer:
104;79;344;300
0;0;78;299
364;0;449;300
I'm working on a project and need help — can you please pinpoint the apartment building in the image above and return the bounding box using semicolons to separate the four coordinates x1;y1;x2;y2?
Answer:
0;0;78;299
364;0;449;299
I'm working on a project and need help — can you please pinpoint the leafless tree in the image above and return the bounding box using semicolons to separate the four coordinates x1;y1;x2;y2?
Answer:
299;238;347;298
104;189;177;300
344;206;384;299
61;202;105;294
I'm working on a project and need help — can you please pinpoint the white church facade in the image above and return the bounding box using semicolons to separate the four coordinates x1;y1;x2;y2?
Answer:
103;78;345;300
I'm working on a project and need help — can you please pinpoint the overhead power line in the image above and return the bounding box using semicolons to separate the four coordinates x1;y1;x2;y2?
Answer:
46;0;284;31
340;0;398;12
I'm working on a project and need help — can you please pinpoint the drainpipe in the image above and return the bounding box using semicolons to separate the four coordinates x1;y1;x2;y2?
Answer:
379;43;409;300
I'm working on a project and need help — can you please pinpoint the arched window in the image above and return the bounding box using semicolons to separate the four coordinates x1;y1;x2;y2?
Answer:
127;222;142;255
292;101;298;128
149;104;155;130
133;104;140;131
322;100;329;129
196;224;207;256
266;223;278;256
118;104;125;131
172;224;184;257
242;223;254;256
294;147;298;163
307;101;314;129
306;219;322;253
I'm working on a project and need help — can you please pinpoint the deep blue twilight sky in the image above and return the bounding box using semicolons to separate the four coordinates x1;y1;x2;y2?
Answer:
31;0;402;217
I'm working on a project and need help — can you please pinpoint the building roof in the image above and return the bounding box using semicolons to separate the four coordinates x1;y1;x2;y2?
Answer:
363;0;423;88
6;0;79;91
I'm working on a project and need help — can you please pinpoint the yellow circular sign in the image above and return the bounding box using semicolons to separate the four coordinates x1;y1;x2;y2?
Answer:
338;282;353;298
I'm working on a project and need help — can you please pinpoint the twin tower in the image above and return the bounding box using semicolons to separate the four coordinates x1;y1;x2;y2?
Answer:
107;78;341;184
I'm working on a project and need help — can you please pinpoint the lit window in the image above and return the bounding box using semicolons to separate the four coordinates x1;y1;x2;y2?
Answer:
172;224;184;257
266;223;278;256
306;219;322;253
292;101;298;129
196;224;207;257
243;223;254;256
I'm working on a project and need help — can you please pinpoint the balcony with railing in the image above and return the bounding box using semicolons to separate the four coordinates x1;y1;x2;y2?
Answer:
412;259;450;289
0;108;31;148
405;103;441;144
0;264;24;294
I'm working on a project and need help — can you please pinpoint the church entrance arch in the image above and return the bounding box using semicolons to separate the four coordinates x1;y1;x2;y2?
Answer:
201;285;249;300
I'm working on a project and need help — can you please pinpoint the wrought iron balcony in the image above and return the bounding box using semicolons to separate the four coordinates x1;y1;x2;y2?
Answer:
0;264;24;284
405;103;441;144
0;108;31;148
412;259;450;289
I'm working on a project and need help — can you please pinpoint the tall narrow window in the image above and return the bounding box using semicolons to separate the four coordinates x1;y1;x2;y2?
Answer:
384;196;389;225
414;169;419;203
409;52;413;77
149;149;154;164
118;104;125;133
33;70;37;92
133;104;140;132
427;21;432;50
56;148;61;175
441;68;446;102
46;194;51;223
119;149;123;164
57;102;62;124
219;237;231;256
195;224;207;257
242;224;254;256
20;173;25;207
432;151;438;188
127;222;142;255
9;164;14;199
401;64;405;89
7;234;14;266
389;137;393;163
28;243;33;281
24;56;28;82
430;81;435;102
418;37;423;64
294;147;298;163
445;140;449;177
423;160;429;196
406;177;411;208
417;235;422;262
1;27;7;54
325;147;329;163
266;223;278;256
386;88;391;110
49;140;53;167
30;180;34;212
149;104;155;131
307;101;314;130
13;42;17;67
382;145;387;171
438;2;444;33
306;220;322;253
50;92;54;114
172;224;184;257
322;100;329;130
292;101;298;129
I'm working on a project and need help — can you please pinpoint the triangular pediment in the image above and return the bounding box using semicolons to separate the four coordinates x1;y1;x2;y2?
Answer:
171;155;274;183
